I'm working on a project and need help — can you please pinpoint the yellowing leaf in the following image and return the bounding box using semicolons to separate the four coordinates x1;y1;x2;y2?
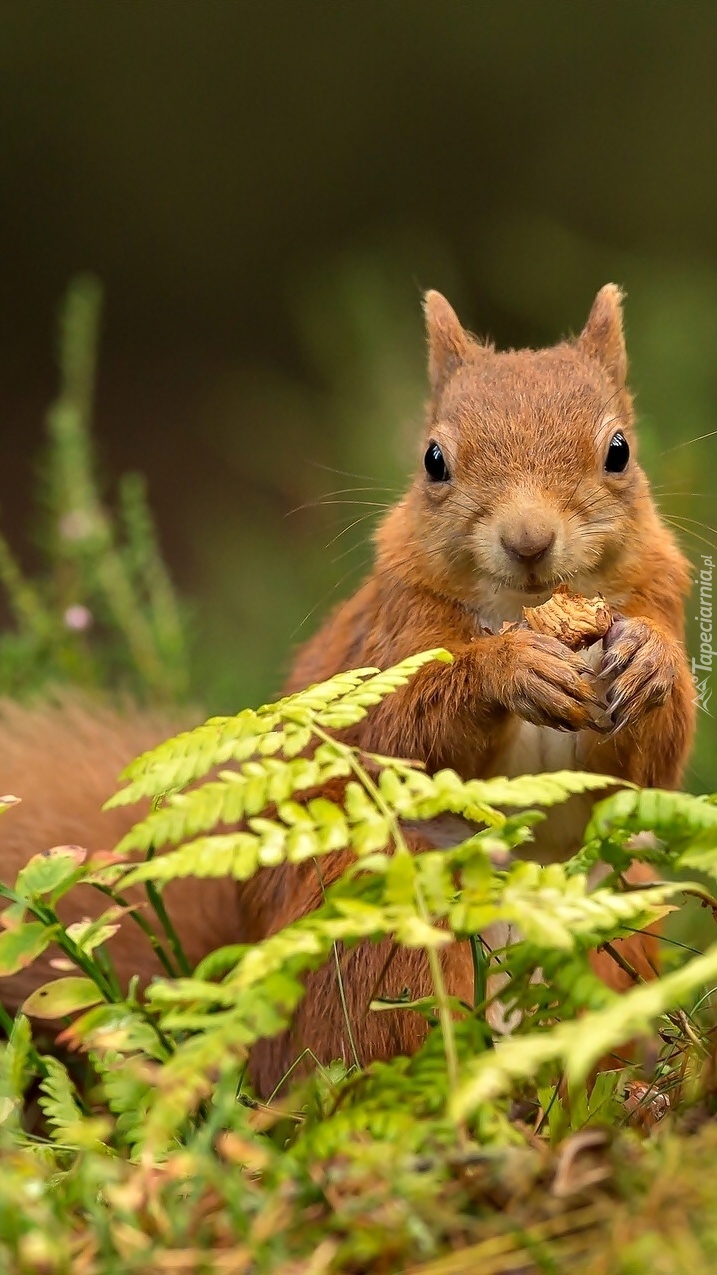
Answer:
23;977;103;1019
0;923;52;976
15;844;87;899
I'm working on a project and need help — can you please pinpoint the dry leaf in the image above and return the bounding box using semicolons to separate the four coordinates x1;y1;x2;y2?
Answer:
622;1080;671;1130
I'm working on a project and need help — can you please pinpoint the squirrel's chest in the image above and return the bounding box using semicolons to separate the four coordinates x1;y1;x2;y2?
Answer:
491;719;581;777
408;712;595;863
483;633;604;863
487;720;595;863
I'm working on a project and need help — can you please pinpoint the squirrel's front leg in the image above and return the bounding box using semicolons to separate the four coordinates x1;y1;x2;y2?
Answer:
594;614;696;788
355;628;606;776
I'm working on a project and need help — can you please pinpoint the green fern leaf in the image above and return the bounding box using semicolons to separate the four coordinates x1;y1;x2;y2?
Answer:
586;787;717;849
451;860;679;949
137;969;308;1153
452;937;717;1117
114;754;349;855
0;1015;36;1129
94;1054;154;1152
107;650;452;811
38;1056;111;1152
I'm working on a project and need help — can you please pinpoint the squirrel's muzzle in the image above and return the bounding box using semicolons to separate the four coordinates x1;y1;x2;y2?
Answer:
499;523;556;568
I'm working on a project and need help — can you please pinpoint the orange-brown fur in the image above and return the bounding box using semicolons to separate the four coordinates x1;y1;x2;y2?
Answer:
0;696;243;1001
0;286;696;1097
259;284;695;1089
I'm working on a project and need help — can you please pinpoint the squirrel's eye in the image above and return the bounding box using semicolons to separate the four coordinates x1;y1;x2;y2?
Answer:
424;440;450;482
605;431;630;474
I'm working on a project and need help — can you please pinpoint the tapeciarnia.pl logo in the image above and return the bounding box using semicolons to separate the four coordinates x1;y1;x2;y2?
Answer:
692;555;714;715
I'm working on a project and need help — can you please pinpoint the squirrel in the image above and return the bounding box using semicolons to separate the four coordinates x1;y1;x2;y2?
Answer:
0;285;696;1097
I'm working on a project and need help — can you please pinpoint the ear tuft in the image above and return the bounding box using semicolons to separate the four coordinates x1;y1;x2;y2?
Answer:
577;283;627;387
423;290;470;395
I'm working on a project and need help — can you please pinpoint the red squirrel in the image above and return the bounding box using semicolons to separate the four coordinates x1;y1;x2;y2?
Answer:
0;285;696;1096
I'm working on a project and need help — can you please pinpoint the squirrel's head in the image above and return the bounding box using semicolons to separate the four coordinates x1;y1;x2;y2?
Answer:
383;284;651;618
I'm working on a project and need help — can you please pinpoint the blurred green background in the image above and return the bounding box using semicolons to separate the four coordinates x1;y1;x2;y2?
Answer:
1;1;716;791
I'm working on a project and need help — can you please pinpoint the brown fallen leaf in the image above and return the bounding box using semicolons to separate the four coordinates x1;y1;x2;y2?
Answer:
622;1079;671;1131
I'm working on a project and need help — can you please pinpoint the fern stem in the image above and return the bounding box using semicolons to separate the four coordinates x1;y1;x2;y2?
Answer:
363;943;399;1015
267;1048;337;1107
142;860;192;977
469;934;488;1012
90;883;179;979
313;859;362;1074
600;941;640;984
0;889;117;1004
0;1000;17;1039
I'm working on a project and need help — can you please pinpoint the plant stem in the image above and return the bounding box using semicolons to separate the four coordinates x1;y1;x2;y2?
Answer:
469;934;488;1011
143;853;192;976
313;859;362;1073
90;883;179;978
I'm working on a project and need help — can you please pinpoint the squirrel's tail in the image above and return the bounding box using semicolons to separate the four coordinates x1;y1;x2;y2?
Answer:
0;694;243;1008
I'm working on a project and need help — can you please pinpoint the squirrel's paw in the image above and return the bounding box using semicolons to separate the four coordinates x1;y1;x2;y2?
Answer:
503;630;607;733
600;616;678;732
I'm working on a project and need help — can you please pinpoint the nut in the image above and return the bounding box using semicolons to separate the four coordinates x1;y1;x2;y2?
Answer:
522;584;613;649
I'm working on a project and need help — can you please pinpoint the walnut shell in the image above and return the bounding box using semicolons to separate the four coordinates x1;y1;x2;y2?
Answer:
522;585;613;649
498;584;613;650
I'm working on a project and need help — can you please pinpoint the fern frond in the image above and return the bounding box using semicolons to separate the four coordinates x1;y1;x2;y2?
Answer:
451;860;680;949
117;769;623;889
114;752;352;854
452;938;717;1118
106;710;267;806
586;787;717;849
117;794;391;889
37;1057;84;1134
303;650;453;731
108;650;452;809
93;1054;154;1153
136;968;308;1153
38;1056;111;1152
0;1016;36;1131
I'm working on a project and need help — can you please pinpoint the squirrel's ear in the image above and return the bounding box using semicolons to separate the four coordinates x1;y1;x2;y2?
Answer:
424;290;470;394
577;284;627;387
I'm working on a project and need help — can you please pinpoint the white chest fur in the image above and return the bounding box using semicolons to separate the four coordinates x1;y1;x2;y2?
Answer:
488;719;594;863
494;718;581;777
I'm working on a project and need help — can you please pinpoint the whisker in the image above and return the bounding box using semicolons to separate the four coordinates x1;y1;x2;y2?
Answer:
300;485;401;500
662;516;717;553
309;460;385;483
660;430;717;456
654;491;717;500
325;511;383;550
561;470;586;513
593;384;625;427
565;493;612;524
290;537;452;642
661;514;717;539
332;538;375;567
289;562;368;640
286;498;393;518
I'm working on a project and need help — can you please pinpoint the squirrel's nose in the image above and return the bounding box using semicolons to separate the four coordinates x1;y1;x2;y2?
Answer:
500;527;556;567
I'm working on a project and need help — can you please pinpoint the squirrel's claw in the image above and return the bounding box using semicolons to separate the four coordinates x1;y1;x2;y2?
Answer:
601;616;677;733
